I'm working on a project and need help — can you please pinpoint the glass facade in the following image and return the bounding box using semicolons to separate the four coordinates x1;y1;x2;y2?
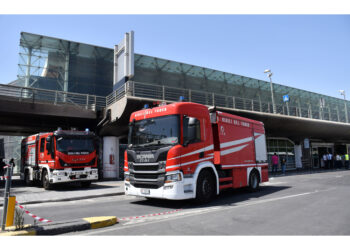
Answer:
16;32;350;125
17;32;113;96
267;138;295;171
133;54;350;123
0;136;22;174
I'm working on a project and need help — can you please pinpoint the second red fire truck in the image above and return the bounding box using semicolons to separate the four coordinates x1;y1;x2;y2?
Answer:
21;129;98;189
124;102;268;203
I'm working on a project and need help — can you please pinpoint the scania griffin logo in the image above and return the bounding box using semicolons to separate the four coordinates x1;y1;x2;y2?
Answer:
136;154;154;163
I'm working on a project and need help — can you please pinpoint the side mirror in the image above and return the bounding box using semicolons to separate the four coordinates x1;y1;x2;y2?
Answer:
45;136;53;156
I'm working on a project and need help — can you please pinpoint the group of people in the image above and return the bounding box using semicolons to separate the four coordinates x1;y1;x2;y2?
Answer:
271;153;286;175
321;152;350;169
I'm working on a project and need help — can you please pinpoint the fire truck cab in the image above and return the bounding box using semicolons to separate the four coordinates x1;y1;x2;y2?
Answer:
21;129;98;189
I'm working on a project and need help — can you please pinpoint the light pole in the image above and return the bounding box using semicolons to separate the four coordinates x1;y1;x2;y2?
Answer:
339;90;349;123
264;69;276;114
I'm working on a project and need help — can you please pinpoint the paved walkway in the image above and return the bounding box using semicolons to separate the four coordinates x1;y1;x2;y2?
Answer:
0;177;125;207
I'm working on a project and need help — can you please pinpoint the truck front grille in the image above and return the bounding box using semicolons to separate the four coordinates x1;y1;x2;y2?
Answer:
133;163;159;172
129;162;165;189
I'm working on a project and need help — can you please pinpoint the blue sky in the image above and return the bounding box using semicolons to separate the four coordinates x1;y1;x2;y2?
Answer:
0;15;349;99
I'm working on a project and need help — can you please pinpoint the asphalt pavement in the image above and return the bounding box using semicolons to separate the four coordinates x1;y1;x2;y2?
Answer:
1;168;350;235
65;168;350;235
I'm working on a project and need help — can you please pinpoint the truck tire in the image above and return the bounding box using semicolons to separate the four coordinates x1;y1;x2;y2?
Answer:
195;169;216;204
42;169;52;190
81;181;91;188
249;170;260;192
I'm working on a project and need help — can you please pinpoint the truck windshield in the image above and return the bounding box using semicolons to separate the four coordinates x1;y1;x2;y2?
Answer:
129;115;179;148
56;137;95;154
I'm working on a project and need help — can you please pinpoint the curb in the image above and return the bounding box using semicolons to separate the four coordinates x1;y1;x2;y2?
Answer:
0;191;125;207
0;216;118;236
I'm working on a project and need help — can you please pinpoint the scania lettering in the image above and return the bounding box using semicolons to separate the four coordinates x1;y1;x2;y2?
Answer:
20;129;98;189
124;102;268;203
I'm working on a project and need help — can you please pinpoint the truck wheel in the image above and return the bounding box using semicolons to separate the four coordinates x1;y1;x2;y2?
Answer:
249;170;260;192
195;169;215;204
42;170;51;190
81;181;91;188
25;171;33;186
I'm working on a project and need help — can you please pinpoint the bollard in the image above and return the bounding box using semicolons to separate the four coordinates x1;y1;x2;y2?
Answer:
1;164;13;231
6;196;16;227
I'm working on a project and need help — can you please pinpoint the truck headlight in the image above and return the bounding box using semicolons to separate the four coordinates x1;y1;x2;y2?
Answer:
165;173;182;183
90;169;98;174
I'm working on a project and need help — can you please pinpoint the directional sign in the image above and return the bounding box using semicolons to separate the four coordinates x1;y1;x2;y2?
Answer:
283;95;290;102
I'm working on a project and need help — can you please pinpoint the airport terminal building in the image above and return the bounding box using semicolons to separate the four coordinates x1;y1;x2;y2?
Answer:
2;31;350;177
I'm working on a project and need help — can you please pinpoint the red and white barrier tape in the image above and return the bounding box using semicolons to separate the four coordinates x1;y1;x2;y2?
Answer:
16;201;53;223
120;209;182;221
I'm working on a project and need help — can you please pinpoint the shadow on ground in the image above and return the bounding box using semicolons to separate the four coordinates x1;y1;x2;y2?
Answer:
130;185;291;210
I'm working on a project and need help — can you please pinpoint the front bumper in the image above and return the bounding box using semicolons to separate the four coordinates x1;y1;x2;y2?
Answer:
50;168;98;183
125;172;196;200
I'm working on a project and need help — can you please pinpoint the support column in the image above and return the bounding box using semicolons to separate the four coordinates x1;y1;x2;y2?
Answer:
24;48;32;88
258;94;262;112
63;43;70;102
336;106;340;122
345;102;349;123
103;136;120;179
64;53;69;92
297;98;302;117
308;103;312;119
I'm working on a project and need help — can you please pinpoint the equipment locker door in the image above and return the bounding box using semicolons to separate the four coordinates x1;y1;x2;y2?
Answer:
253;129;267;163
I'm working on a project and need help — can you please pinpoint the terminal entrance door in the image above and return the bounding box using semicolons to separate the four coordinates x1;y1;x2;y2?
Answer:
311;144;334;168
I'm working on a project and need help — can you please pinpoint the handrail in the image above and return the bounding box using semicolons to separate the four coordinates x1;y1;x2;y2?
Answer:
0;84;106;111
1;81;349;124
105;81;349;124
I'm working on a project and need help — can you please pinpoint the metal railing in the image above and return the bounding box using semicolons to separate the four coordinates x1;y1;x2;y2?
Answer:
2;81;348;124
106;81;350;123
0;84;106;111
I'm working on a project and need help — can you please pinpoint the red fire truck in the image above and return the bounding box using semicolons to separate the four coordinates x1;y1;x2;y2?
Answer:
20;129;98;189
124;102;268;203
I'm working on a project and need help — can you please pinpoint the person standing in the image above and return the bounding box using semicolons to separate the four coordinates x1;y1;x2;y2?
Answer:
345;153;349;170
280;155;286;175
271;153;279;175
0;158;6;182
323;154;328;169
335;154;342;169
327;152;333;169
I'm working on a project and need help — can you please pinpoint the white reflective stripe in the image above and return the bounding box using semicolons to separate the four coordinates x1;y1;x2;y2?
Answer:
166;164;180;169
220;144;249;156
168;144;214;160
220;136;253;149
166;156;214;169
222;163;257;168
254;132;262;136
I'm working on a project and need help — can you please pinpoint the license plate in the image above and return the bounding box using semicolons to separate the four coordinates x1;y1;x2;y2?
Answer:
72;172;83;175
141;189;150;195
75;175;80;178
